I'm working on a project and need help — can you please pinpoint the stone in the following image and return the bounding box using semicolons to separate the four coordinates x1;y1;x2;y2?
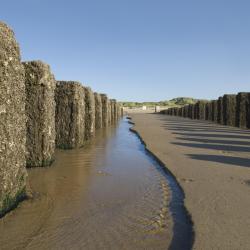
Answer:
0;22;27;217
55;81;85;149
23;61;56;167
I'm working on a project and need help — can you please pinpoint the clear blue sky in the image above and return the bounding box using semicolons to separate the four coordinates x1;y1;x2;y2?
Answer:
2;0;250;101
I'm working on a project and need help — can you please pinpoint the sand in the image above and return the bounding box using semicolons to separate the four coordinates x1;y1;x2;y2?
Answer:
130;113;250;250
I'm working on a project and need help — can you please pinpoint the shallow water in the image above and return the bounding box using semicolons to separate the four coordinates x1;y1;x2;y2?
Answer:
0;118;191;250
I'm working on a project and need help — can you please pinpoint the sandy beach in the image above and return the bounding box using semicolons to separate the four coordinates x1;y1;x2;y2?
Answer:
130;113;250;250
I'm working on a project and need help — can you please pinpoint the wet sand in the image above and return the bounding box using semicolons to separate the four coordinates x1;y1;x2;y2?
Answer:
0;119;173;250
130;113;250;250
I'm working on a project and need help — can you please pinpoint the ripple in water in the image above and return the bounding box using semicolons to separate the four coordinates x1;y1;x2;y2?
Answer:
0;118;193;250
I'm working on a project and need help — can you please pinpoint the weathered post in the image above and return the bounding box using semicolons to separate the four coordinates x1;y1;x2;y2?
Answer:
196;101;207;120
55;81;85;149
110;99;117;123
0;22;27;216
84;87;95;140
205;102;212;121
217;97;223;124
100;94;109;127
183;105;189;118
222;94;237;126
236;92;250;128
247;94;250;129
121;106;124;117
194;103;198;119
108;99;112;124
23;61;56;167
188;105;192;118
190;104;195;119
94;92;102;130
116;102;121;119
211;100;218;122
117;103;122;117
178;107;183;117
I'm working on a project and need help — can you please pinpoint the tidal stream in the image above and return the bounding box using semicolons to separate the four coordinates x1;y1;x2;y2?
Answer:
0;118;193;250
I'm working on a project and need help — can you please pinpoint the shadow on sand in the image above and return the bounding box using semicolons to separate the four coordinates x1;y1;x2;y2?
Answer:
154;114;250;168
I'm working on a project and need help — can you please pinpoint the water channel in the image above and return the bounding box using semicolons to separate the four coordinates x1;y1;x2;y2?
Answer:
0;118;193;250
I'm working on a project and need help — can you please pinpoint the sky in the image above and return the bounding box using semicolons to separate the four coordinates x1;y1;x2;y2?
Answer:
1;0;250;101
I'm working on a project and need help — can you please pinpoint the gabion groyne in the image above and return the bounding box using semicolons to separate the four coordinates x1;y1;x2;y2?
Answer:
161;94;250;129
0;22;123;217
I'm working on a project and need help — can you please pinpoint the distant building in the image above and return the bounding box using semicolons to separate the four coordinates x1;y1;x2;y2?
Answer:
155;106;160;113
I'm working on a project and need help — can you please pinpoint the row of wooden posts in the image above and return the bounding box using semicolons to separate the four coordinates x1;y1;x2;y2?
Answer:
161;93;250;129
0;22;122;217
25;61;123;168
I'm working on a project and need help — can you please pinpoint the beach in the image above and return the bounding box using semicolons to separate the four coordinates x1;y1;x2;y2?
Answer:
130;113;250;250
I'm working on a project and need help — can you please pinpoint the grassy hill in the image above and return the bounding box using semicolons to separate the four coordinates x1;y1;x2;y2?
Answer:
121;97;198;108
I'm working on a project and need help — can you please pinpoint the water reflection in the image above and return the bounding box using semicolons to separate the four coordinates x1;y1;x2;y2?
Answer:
0;119;173;250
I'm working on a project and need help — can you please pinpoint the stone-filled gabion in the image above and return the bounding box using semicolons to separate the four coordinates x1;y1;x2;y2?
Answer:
0;22;27;217
23;61;56;167
222;94;236;126
84;87;95;140
55;81;85;149
236;92;250;128
101;94;109;127
94;92;102;130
